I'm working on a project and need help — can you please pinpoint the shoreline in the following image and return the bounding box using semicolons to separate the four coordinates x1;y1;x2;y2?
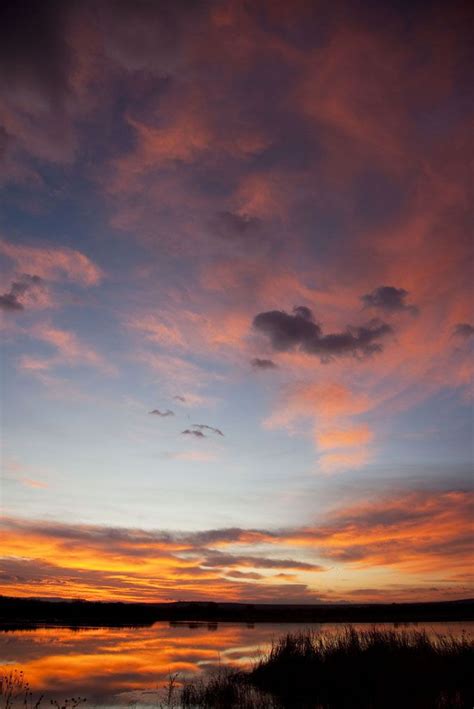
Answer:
1;596;473;630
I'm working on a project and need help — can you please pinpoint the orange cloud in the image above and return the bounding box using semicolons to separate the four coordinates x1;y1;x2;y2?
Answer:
288;489;474;577
265;382;372;431
1;488;471;603
317;449;371;475
316;425;373;450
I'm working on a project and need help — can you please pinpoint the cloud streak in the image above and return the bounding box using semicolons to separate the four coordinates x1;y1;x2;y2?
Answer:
0;487;471;602
0;240;103;286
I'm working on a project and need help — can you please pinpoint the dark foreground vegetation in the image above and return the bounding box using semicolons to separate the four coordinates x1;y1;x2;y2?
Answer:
1;628;473;708
181;627;474;708
1;595;472;629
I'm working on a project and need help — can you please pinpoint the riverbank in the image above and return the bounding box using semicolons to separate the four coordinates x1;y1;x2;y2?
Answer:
1;595;473;629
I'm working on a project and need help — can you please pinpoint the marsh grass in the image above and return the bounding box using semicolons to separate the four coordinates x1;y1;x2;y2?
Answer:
180;626;473;708
181;667;279;708
0;669;86;709
2;628;472;708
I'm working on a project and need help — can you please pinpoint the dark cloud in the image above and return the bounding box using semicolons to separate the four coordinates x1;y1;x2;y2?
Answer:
182;429;206;438
149;408;174;417
253;306;392;361
192;424;224;436
225;569;264;580
361;285;418;314
1;516;273;551
200;550;325;572
173;395;186;403
453;323;474;338
0;273;42;311
0;0;73;106
292;305;313;320
213;211;261;240
0;291;23;311
185;527;274;546
251;357;278;370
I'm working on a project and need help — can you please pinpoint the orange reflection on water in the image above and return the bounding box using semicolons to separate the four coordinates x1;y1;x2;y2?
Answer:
1;622;472;705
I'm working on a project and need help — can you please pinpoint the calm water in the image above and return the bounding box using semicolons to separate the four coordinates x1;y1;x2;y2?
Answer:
1;621;472;706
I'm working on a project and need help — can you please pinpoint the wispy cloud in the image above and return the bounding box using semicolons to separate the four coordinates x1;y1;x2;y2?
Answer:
0;487;471;602
20;324;115;376
0;240;103;286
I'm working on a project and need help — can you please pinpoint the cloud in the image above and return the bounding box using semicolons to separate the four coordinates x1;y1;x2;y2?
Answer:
225;569;264;580
20;477;48;489
361;285;418;314
199;549;325;572
316;425;373;450
0;515;316;603
149;409;174;417
0;273;42;311
0;291;23;311
19;324;115;376
2;457;49;489
453;323;474;338
253;306;392;361
213;211;261;241
0;240;103;286
138;353;217;407
265;381;372;430
173;395;187;403
182;429;206;438
315;425;374;472
251;357;277;370
0;0;72;106
286;489;474;575
0;487;471;602
317;448;371;474
192;424;224;436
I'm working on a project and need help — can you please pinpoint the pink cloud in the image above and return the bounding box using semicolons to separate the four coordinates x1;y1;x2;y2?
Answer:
0;239;103;286
17;324;115;378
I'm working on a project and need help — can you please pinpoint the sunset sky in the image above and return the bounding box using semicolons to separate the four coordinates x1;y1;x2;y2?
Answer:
1;0;472;603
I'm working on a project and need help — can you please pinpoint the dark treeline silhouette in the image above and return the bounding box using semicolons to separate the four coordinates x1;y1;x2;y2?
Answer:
1;595;472;629
181;627;474;708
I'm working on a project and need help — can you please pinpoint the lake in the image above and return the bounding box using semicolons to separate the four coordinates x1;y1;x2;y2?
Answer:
1;621;473;706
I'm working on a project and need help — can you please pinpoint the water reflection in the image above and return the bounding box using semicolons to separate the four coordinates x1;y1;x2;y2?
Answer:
1;621;472;706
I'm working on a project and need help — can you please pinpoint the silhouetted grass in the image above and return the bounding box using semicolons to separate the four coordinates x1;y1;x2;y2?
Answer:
0;669;86;709
181;626;474;708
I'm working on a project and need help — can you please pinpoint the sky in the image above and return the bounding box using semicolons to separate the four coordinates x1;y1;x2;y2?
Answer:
0;0;472;604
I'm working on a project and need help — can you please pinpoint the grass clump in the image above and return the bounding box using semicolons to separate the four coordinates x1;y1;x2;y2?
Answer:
181;626;473;708
0;669;86;709
181;667;279;708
